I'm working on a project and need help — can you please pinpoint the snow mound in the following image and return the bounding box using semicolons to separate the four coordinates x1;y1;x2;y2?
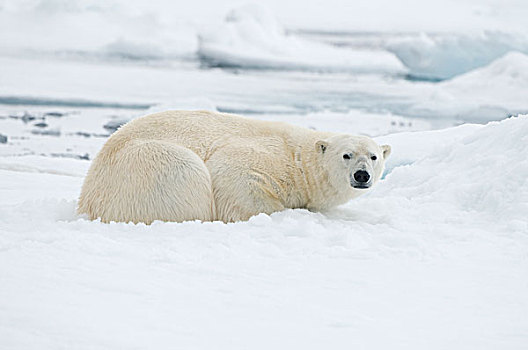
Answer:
445;51;528;86
402;52;528;122
441;51;528;117
374;115;528;227
198;4;406;74
387;32;528;80
440;52;528;121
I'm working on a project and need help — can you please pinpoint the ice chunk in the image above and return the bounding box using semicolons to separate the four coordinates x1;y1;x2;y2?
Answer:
387;32;528;80
395;51;528;123
199;4;406;74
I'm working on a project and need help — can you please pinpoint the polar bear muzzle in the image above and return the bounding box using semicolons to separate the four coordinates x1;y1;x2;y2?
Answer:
351;170;371;189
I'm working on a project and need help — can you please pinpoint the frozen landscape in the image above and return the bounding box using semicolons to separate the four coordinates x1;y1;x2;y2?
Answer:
0;0;527;349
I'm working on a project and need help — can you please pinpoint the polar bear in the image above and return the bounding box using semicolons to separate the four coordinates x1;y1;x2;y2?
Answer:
78;110;391;224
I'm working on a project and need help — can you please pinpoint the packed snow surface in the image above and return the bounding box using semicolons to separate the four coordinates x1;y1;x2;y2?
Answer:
1;116;527;349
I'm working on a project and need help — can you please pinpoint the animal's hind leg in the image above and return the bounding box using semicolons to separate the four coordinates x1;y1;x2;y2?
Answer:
205;149;285;222
79;140;215;223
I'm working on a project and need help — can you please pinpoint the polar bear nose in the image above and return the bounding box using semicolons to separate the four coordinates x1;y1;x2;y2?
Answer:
354;170;370;183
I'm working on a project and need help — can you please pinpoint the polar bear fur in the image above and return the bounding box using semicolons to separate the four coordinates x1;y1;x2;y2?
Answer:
78;110;391;223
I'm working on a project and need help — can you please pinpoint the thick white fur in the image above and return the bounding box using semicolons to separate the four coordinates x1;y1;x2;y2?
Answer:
78;110;391;223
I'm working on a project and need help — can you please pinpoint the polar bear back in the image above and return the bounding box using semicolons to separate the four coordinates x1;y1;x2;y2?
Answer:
108;110;321;161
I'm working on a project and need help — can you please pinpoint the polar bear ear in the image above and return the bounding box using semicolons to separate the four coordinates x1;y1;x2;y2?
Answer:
315;140;328;154
381;145;392;159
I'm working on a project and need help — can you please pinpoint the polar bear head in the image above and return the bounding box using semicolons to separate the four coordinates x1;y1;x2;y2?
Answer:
315;134;391;199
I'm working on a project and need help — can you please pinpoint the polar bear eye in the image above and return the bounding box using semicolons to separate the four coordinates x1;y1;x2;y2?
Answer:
371;155;377;161
343;154;351;160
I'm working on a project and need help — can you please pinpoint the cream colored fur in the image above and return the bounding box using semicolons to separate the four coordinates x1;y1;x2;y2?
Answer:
78;110;391;223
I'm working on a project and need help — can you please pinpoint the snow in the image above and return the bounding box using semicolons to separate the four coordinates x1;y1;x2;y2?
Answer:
1;1;527;56
198;4;406;74
439;51;528;114
380;116;528;223
1;116;527;349
0;0;199;58
2;51;527;128
5;1;527;78
386;32;528;80
402;51;528;122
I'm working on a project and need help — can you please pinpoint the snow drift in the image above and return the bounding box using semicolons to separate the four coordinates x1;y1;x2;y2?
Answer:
377;115;528;225
198;4;406;74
